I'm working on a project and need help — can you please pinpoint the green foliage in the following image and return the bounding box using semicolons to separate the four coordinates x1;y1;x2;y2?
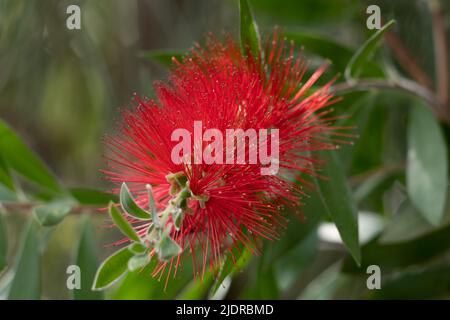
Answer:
0;120;61;193
407;103;448;226
345;20;396;81
239;0;261;57
139;50;184;67
0;154;14;191
316;151;361;265
8;220;41;299
0;210;7;272
212;245;252;294
92;246;134;291
119;183;151;220
33;198;74;226
108;202;141;242
157;232;182;261
70;188;118;206
369;265;450;299
284;31;353;72
75;218;104;300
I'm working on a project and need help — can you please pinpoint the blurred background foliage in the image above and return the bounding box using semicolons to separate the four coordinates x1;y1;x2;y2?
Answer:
0;0;449;299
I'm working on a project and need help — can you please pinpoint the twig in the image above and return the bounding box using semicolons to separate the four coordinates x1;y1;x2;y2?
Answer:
0;202;99;214
384;30;433;89
429;0;449;112
331;78;449;124
349;163;404;187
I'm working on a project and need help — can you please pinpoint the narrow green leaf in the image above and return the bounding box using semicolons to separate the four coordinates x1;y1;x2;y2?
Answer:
255;265;279;299
0;154;14;190
239;0;261;57
92;246;134;290
8;220;41;299
128;242;147;255
212;246;252;294
0;184;17;202
139;50;183;68
300;262;343;300
70;188;117;206
111;260;192;300
315;150;361;265
108;202;140;242
0;210;7;271
342;223;450;273
344;20;395;81
74;218;104;300
146;184;159;226
284;31;353;72
157;233;182;261
379;198;449;244
407;102;448;226
33;199;73;226
274;231;318;291
120;183;151;220
369;265;450;299
354;167;398;204
127;255;148;272
0;120;61;193
178;271;215;300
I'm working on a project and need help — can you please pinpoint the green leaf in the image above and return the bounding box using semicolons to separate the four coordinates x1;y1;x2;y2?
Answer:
274;231;318;292
239;0;261;57
139;50;183;68
0;154;14;190
127;255;149;272
407;103;448;226
110;261;192;300
33;199;73;226
284;31;353;72
344;20;395;81
212;245;252;294
0;210;7;272
74;218;104;300
120;183;151;220
342;223;450;273
178;271;215;300
0;184;17;202
108;202;141;242
315;150;361;265
369;265;450;299
0;120;61;193
157;233;182;261
146;184;159;226
128;242;147;255
70;188;117;206
300;262;343;300
354;167;398;204
8;220;41;299
379;199;447;244
255;264;279;299
92;246;134;291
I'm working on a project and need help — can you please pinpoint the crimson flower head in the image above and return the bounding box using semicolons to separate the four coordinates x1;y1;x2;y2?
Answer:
103;32;344;282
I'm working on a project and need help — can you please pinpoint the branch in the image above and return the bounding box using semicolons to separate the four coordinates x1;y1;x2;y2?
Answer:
331;78;449;124
429;0;449;109
384;30;433;89
0;202;99;214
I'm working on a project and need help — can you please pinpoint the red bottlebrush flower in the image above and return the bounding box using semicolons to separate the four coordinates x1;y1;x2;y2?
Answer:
103;32;345;282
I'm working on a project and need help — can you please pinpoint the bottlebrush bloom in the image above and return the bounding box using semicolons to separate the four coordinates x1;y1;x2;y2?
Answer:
103;32;346;283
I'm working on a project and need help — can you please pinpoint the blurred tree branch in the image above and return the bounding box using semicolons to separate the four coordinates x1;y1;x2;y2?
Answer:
429;0;449;112
332;78;449;124
384;30;433;89
0;202;98;215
